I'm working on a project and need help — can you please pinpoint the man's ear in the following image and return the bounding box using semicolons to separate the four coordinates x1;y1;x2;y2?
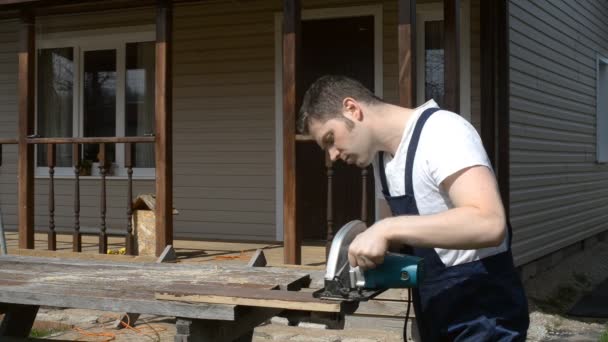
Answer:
343;97;363;121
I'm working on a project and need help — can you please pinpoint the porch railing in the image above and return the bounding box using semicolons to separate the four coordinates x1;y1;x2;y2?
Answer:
296;135;371;250
0;136;155;255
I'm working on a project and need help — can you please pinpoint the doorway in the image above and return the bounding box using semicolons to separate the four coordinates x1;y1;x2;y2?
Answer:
296;15;376;241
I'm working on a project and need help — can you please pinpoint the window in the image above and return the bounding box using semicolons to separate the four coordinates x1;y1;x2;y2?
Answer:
36;27;156;177
598;54;608;163
416;1;471;120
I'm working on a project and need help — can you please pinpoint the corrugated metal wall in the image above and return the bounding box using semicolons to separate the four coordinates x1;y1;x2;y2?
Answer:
509;0;608;265
0;0;481;243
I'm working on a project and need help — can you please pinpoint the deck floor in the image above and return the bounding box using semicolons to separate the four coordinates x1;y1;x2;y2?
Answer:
2;232;328;267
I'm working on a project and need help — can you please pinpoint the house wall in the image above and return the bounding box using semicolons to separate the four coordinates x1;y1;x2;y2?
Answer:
0;0;479;243
509;0;608;265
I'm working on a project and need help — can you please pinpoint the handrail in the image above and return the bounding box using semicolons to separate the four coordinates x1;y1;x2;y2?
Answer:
0;139;18;144
27;136;155;144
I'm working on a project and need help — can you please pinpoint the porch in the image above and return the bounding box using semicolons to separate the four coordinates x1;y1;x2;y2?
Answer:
0;0;508;264
1;231;328;266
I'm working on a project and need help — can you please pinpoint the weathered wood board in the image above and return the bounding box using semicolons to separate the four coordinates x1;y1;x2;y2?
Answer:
0;255;312;320
155;286;343;312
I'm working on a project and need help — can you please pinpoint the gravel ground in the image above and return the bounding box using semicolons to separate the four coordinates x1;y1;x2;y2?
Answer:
524;241;608;342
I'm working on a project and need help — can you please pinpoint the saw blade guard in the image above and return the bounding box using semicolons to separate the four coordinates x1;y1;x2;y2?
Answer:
324;220;367;282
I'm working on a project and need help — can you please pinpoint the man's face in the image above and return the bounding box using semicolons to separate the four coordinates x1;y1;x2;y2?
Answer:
308;114;373;168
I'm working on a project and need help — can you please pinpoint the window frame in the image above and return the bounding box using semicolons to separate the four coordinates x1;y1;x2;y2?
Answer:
35;25;156;179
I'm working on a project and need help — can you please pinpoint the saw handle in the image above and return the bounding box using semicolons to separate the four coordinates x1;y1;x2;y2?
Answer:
363;253;424;288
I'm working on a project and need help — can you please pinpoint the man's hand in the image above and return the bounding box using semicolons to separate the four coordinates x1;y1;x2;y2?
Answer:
347;221;390;270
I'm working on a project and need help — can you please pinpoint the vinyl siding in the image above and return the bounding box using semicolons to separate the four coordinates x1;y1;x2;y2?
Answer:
0;0;478;243
509;0;608;265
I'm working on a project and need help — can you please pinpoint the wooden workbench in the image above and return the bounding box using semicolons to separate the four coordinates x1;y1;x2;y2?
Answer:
0;255;335;341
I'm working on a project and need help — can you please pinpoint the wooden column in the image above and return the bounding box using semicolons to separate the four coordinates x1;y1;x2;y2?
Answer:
17;9;35;249
398;0;416;108
480;0;509;217
282;0;301;264
324;153;333;257
155;0;173;257
444;0;460;113
496;0;510;217
480;0;496;165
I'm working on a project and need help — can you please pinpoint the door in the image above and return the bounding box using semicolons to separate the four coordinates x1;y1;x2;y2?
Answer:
297;15;376;241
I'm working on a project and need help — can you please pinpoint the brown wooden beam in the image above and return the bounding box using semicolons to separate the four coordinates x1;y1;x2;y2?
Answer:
17;8;35;250
155;0;173;257
282;0;301;265
480;0;497;166
27;136;155;144
398;0;416;108
479;0;509;217
496;0;510;218
444;0;460;113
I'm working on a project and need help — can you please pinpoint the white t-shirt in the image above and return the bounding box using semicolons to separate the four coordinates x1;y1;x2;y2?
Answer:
372;100;508;267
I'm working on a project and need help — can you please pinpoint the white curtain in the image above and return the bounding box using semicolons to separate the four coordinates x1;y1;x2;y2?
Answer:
37;48;74;167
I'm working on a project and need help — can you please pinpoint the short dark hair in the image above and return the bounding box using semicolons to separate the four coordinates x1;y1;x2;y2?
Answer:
297;75;383;134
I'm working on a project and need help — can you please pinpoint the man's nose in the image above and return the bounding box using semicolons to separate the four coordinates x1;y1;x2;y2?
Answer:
328;148;340;161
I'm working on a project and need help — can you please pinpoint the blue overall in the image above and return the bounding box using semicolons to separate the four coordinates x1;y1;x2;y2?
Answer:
377;108;529;341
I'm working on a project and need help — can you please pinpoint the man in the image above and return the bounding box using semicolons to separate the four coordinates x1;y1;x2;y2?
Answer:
298;75;529;341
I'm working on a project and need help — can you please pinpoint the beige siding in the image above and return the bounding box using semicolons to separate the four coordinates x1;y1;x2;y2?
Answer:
0;20;19;239
509;0;608;265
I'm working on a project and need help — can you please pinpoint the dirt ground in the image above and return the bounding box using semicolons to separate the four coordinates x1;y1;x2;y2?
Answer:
3;233;608;341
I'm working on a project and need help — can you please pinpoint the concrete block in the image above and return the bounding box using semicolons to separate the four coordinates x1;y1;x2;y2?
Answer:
297;322;328;329
270;316;290;326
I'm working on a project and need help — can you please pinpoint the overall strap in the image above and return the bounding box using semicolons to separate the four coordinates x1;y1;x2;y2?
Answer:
378;151;390;197
404;108;441;195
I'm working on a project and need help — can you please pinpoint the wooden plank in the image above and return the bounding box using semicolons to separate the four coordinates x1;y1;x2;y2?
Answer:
282;0;301;265
0;255;312;290
156;287;342;313
298;288;413;317
155;0;174;257
353;299;414;318
27;136;154;144
0;280;238;320
370;288;410;301
444;0;460;113
398;0;416;107
11;248;157;263
17;8;34;249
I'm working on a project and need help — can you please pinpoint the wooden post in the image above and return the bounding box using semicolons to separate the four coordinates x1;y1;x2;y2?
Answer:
125;142;134;255
325;152;333;257
398;0;416;108
155;0;174;257
496;0;510;218
72;143;82;252
99;143;108;254
47;144;56;251
17;9;35;249
444;0;460;113
480;0;497;166
480;0;509;217
282;0;301;264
